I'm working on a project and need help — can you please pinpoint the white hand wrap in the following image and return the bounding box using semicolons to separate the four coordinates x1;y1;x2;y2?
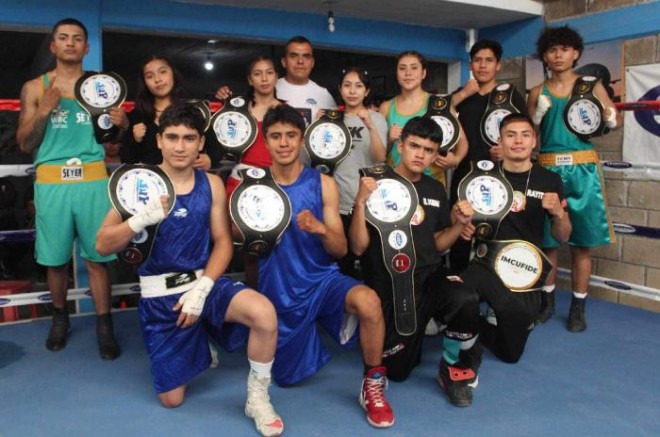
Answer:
532;95;552;125
178;275;214;318
127;200;165;233
605;107;618;129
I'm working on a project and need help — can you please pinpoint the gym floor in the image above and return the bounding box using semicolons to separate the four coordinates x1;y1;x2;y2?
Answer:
1;290;658;436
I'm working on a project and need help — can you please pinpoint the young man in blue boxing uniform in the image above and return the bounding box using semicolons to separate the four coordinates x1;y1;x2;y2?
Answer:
249;104;394;429
96;104;284;437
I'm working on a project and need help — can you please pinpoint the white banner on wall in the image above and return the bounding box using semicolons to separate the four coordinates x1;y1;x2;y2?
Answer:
623;63;660;173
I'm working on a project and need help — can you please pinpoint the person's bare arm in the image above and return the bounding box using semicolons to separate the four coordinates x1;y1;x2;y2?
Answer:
543;192;572;244
16;75;61;153
296;174;347;259
348;176;378;256
594;82;622;130
433;200;474;253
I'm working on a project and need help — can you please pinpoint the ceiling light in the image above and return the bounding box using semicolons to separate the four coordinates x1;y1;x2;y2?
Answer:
328;11;335;33
326;1;335;33
204;55;214;71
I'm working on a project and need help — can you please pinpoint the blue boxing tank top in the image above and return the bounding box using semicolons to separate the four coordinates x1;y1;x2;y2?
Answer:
258;166;339;311
138;169;212;276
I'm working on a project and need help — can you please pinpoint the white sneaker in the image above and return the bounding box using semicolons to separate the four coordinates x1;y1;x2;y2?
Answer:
245;373;284;437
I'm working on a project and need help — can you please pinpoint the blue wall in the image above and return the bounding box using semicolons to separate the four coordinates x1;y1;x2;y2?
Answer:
2;0;658;70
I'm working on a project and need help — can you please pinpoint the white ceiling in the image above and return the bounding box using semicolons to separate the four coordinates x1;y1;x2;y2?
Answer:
178;0;544;29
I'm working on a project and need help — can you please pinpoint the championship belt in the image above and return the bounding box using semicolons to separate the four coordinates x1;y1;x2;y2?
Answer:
229;167;292;256
473;239;553;292
563;75;609;142
480;83;522;146
425;94;460;155
360;164;418;336
211;96;258;162
304;109;352;175
458;160;514;240
108;164;176;264
187;99;212;133
74;71;127;144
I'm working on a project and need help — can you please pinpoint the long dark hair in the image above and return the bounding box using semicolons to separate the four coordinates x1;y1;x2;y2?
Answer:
134;55;187;122
339;67;371;106
246;56;279;105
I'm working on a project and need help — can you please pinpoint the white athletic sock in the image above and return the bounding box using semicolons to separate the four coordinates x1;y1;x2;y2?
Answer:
249;358;274;379
542;284;555;293
460;335;478;350
573;292;587;299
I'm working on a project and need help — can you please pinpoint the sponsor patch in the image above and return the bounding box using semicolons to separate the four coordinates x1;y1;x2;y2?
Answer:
388;230;408;250
382;342;405;358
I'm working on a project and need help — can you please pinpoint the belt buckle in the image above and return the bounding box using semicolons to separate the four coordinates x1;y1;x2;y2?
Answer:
61;166;83;181
165;271;197;289
555;154;573;166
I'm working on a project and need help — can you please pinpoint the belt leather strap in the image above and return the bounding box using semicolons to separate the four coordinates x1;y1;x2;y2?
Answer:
304;109;352;175
108;164;176;265
563;75;609;142
473;239;552;292
360;164;418;336
424;94;460;155
211;95;258;162
229;167;292;256
480;82;522;146
457;160;514;240
74;71;127;144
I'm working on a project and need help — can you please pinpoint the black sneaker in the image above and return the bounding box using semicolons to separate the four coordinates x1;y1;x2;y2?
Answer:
45;308;70;351
567;296;587;333
97;313;121;360
536;291;555;325
437;359;474;407
459;343;482;388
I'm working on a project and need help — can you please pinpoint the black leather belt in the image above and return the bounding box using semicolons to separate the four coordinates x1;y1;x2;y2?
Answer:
229;167;292;256
563;75;609;142
187;99;212;132
304;109;352;175
360;164;418;336
457;160;513;240
211;95;258;162
474;239;552;292
424;94;460;155
74;71;127;144
108;164;176;265
480;82;522;146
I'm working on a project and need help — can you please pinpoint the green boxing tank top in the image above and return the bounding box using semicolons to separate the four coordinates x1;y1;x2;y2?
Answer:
539;83;593;154
35;74;105;167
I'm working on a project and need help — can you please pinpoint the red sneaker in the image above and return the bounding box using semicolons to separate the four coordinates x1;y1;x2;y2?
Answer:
359;366;395;428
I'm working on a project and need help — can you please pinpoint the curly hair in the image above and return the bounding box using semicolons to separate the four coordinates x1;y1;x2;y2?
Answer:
536;25;584;67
